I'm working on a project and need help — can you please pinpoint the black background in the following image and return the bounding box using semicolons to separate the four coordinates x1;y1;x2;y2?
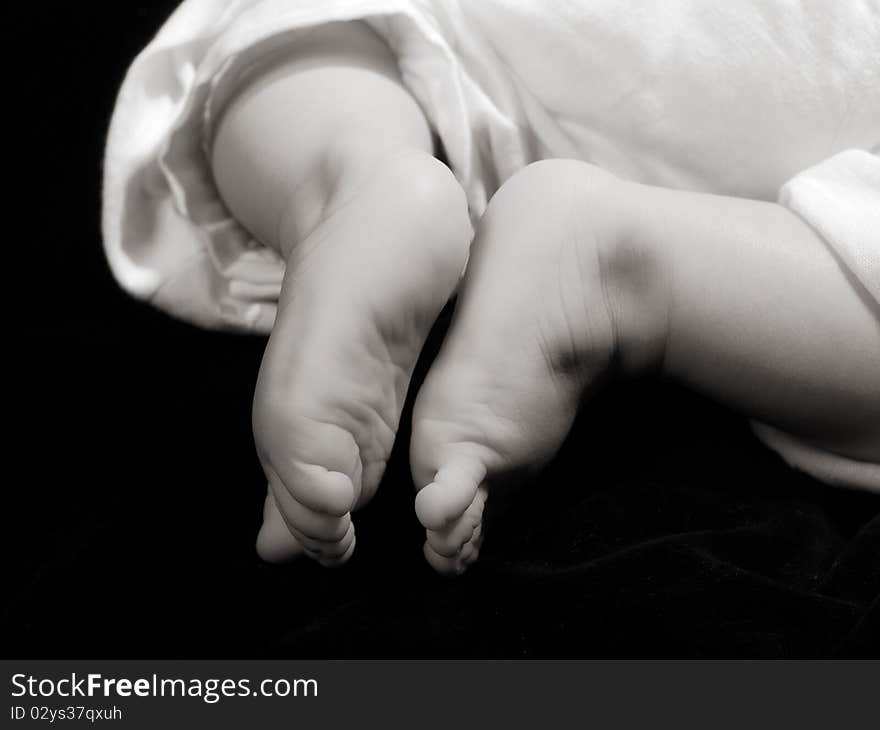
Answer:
5;1;878;657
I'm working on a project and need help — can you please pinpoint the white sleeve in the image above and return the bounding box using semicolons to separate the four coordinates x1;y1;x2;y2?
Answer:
779;149;880;305
752;148;880;493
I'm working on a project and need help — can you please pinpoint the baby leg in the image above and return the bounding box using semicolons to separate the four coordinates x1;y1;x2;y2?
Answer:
624;180;880;460
410;160;879;574
211;22;472;565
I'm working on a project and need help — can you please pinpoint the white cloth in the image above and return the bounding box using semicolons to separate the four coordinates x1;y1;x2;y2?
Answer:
102;0;880;490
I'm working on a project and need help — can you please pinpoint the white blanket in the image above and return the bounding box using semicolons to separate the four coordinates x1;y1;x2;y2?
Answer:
102;0;880;490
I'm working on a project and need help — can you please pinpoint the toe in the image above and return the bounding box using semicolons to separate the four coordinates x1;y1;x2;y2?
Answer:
294;524;352;556
318;533;357;568
414;456;487;530
423;541;464;575
425;486;486;557
423;509;484;575
423;538;479;576
295;519;356;567
269;459;357;518
268;484;352;543
456;524;482;566
269;473;353;550
256;492;305;564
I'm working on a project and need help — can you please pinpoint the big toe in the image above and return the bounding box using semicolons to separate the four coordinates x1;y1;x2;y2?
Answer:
414;456;487;530
256;492;305;564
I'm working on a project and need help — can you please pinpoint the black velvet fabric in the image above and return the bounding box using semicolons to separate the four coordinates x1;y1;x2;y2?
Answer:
6;2;878;658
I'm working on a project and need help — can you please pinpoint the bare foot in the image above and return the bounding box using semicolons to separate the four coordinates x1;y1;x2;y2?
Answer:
410;161;670;574
254;151;472;566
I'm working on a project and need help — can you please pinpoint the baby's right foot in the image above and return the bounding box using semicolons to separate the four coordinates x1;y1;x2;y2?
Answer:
410;161;670;574
253;151;471;566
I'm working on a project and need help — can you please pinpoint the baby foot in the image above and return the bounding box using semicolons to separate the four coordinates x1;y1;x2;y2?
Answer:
410;160;670;574
255;151;471;566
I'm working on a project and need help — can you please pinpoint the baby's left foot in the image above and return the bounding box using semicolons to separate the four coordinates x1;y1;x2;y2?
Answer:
252;151;472;566
411;161;670;574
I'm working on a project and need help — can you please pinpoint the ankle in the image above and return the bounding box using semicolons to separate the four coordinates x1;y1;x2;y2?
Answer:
592;180;672;378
